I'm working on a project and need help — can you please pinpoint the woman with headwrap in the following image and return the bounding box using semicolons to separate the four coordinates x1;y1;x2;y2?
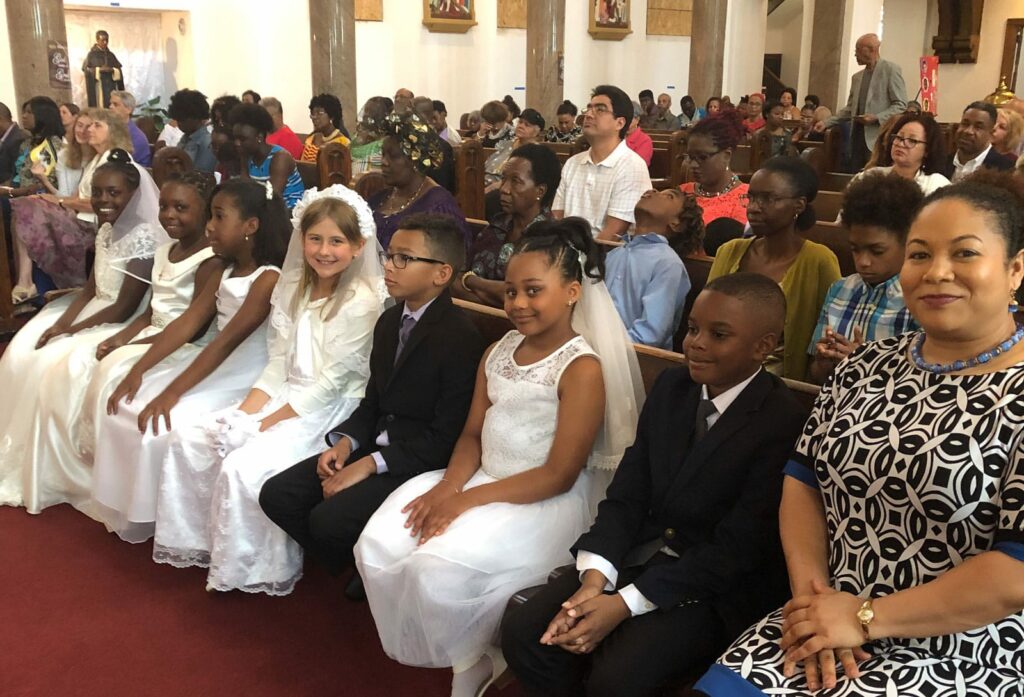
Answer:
368;110;470;252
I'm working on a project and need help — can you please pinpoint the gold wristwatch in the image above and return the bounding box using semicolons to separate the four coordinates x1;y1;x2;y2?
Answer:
856;599;875;640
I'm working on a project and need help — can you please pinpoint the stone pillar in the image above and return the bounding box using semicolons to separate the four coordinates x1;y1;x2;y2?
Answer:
526;0;566;124
688;0;728;104
5;0;72;108
807;0;848;112
309;0;357;134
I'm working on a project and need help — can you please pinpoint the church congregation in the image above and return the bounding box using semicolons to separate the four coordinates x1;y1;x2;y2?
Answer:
2;1;1024;696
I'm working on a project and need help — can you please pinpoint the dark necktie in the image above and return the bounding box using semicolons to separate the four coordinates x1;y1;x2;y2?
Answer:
394;315;417;364
694;398;717;442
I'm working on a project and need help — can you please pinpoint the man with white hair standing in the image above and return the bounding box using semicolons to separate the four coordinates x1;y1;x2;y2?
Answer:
816;33;906;172
109;90;152;166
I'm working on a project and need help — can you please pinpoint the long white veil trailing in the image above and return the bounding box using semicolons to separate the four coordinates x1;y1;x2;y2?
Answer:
107;163;167;283
571;255;646;472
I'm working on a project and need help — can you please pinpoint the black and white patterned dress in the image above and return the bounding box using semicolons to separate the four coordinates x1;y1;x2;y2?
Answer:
696;333;1024;696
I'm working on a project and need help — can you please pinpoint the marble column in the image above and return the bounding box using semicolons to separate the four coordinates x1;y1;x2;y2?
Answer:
688;0;728;104
309;0;357;135
6;0;72;108
526;0;565;124
807;0;848;112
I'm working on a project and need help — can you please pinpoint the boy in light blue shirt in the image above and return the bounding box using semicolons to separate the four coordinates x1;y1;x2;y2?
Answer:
605;189;704;349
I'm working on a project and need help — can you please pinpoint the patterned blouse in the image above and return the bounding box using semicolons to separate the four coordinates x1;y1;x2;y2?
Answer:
468;211;549;280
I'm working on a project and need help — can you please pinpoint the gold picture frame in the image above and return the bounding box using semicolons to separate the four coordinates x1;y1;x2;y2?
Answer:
589;0;632;40
423;0;477;33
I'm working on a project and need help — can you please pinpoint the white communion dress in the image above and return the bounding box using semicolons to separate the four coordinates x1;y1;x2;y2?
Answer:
153;280;381;595
26;242;216;518
88;264;279;542
0;221;163;512
355;330;604;671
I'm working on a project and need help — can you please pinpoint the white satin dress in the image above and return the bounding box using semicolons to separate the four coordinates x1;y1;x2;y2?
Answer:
88;265;279;542
27;242;216;518
153;282;380;595
0;222;157;512
355;331;604;671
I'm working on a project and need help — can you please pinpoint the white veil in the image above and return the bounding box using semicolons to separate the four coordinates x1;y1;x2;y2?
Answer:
107;162;167;283
270;185;391;340
572;254;646;472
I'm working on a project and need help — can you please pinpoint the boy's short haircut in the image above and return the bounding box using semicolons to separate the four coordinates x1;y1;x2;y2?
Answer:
840;172;924;243
704;272;787;337
394;213;467;272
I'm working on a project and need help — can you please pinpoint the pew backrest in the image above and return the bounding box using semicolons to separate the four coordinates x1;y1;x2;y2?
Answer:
455;139;487;220
318;141;352;188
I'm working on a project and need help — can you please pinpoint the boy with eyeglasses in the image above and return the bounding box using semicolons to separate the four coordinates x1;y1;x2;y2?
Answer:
260;213;485;599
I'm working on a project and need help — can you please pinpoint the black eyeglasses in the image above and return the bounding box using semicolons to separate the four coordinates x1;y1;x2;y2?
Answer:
890;135;925;148
683;150;723;165
739;193;801;207
379;251;446;269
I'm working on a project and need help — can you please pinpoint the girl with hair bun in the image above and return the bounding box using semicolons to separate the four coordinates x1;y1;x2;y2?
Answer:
680;109;751;226
356;217;644;697
546;100;582;143
708;156;840;379
0;148;165;511
89;179;289;542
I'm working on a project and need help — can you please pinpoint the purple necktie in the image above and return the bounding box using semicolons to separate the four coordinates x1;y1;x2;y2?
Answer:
395;315;417;364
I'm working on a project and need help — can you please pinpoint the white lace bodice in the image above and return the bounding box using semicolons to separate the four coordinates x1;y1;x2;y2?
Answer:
479;331;597;479
149;243;216;328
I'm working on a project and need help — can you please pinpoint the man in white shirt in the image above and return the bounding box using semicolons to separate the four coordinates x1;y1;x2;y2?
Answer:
943;101;1016;182
430;99;462;147
552;85;652;241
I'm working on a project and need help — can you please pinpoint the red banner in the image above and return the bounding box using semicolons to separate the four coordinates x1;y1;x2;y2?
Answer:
920;56;938;116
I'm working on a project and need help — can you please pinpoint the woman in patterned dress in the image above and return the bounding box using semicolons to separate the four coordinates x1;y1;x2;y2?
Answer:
692;170;1024;696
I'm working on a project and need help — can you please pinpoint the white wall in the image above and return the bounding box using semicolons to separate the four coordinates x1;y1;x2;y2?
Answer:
837;0;883;102
765;0;804;89
562;1;691;113
0;3;13;112
723;0;768;99
880;0;932;109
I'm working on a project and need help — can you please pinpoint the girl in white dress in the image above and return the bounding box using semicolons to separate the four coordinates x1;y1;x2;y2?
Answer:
89;180;289;542
153;186;387;595
26;172;222;518
354;217;645;697
0;149;164;512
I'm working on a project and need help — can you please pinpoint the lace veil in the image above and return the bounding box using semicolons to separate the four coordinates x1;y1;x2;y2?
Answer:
107;163;167;283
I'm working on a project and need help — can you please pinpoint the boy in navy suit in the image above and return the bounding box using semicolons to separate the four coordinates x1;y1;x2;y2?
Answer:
502;273;808;696
260;214;486;594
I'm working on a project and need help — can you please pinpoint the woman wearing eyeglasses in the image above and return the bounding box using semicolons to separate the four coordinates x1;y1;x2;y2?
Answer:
708;157;840;380
857;114;950;195
678;110;750;227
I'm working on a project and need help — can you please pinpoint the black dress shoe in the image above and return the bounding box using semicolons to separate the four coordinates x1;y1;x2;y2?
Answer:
344;573;366;601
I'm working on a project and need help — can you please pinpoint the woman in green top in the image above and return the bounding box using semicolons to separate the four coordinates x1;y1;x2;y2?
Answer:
708;157;840;379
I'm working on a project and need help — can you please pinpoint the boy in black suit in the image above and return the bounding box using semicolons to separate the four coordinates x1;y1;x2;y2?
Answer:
259;213;486;595
501;273;808;697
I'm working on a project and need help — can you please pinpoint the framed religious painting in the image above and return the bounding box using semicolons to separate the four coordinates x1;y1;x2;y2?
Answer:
423;0;477;33
589;0;632;40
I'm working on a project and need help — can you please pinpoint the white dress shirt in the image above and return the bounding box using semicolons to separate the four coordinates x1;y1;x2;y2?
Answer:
951;144;992;183
576;369;762;616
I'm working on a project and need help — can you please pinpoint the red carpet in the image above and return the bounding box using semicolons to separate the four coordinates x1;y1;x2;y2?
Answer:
0;504;523;697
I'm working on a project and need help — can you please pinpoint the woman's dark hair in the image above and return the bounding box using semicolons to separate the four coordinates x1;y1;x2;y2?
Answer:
556;100;578;117
804;94;820;108
309;93;349;137
209;179;290;267
168;89;211;122
877;113;947;174
61;102;80;116
759;155;819;231
508;143;562;209
502;95;522;120
24;96;64;141
689;109;746;151
705;97;721;111
210;95;241;128
382;97;395;115
762;99;783;119
228;103;274;137
670;192;706;257
94;147;141;190
591;84;634;140
166;169;217;209
925;170;1024;258
513;217;603;283
841;172;924;242
781;87;797;104
242;90;261;104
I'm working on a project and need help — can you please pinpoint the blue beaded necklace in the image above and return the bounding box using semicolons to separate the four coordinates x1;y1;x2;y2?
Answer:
911;324;1024;374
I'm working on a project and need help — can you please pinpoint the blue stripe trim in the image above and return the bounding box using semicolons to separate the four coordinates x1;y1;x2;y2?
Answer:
694;664;768;696
784;459;819;489
994;541;1024;562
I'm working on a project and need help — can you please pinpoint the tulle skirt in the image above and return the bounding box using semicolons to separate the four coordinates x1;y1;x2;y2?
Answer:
152;388;360;595
354;468;602;671
89;332;268;542
0;295;125;512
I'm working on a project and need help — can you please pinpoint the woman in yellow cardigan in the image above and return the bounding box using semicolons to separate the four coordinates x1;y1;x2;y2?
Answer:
709;157;840;379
